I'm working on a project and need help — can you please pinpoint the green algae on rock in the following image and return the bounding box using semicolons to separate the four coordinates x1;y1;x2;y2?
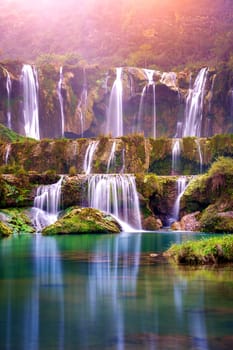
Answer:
42;207;121;235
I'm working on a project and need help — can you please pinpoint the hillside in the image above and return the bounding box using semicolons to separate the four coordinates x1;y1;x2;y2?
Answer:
0;0;233;69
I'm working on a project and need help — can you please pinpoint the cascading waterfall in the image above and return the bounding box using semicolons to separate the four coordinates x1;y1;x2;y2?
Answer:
4;144;11;165
6;71;12;129
172;139;182;174
174;121;183;138
57;66;65;137
138;69;156;138
77;68;88;137
182;67;208;137
106;141;116;173
21;64;40;140
195;139;203;173
32;176;63;232
106;67;123;137
172;176;188;222
88;174;142;231
83;140;99;175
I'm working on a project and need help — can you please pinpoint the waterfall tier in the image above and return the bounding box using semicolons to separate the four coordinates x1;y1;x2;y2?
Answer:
21;64;40;140
88;174;142;231
32;176;63;232
182;67;208;137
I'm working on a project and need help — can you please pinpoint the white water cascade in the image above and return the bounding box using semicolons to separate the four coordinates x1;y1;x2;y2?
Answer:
106;67;123;137
77;68;88;137
88;174;142;231
21;64;40;140
182;67;208;137
172;177;188;222
195;139;203;173
57;66;65;137
6;71;12;129
106;141;116;173
4;144;11;165
172;139;182;174
138;69;156;138
32;176;63;232
83;140;99;175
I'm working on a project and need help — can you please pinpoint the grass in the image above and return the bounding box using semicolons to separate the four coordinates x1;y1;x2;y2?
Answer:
166;235;233;265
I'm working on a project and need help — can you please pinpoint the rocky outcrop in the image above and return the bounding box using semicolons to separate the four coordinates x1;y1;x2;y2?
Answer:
172;212;201;231
0;220;13;236
1;129;233;175
0;62;233;140
42;207;121;235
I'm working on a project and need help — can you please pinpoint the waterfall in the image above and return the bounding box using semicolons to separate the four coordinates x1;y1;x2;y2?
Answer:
195;139;203;173
6;71;12;129
106;67;123;137
172;139;182;174
57;66;65;137
77;68;88;137
32;176;63;232
138;69;156;138
21;64;40;140
172;177;188;222
182;67;208;137
4;144;11;165
174;121;183;138
88;174;142;231
83;140;99;174
106;141;116;173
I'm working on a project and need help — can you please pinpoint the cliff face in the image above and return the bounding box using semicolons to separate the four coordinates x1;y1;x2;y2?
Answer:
1;134;233;175
0;62;233;139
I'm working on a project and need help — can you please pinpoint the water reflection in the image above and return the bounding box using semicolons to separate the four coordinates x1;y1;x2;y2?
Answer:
0;233;233;350
88;233;142;349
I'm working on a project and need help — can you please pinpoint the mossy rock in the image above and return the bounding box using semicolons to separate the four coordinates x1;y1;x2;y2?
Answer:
42;207;121;235
167;235;233;265
200;208;233;233
0;208;35;234
0;220;13;236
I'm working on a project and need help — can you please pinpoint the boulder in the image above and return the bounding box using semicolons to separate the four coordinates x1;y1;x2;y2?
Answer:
42;207;121;235
172;212;201;231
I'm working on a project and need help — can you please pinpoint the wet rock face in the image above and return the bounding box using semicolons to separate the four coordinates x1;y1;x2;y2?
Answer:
0;62;232;139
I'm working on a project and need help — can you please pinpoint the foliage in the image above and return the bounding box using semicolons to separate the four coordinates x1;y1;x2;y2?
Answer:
0;0;233;70
0;220;13;236
167;235;233;265
0;124;27;143
0;208;34;234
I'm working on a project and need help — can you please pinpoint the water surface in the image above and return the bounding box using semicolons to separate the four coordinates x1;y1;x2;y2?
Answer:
0;232;232;350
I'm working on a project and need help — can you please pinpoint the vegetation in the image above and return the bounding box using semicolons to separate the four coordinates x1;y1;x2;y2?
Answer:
167;235;233;265
0;220;13;236
42;207;121;235
0;0;233;70
0;124;27;143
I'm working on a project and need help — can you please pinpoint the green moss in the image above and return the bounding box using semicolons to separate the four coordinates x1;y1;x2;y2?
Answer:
0;124;27;142
0;220;13;236
42;207;121;235
167;235;233;265
0;208;35;234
